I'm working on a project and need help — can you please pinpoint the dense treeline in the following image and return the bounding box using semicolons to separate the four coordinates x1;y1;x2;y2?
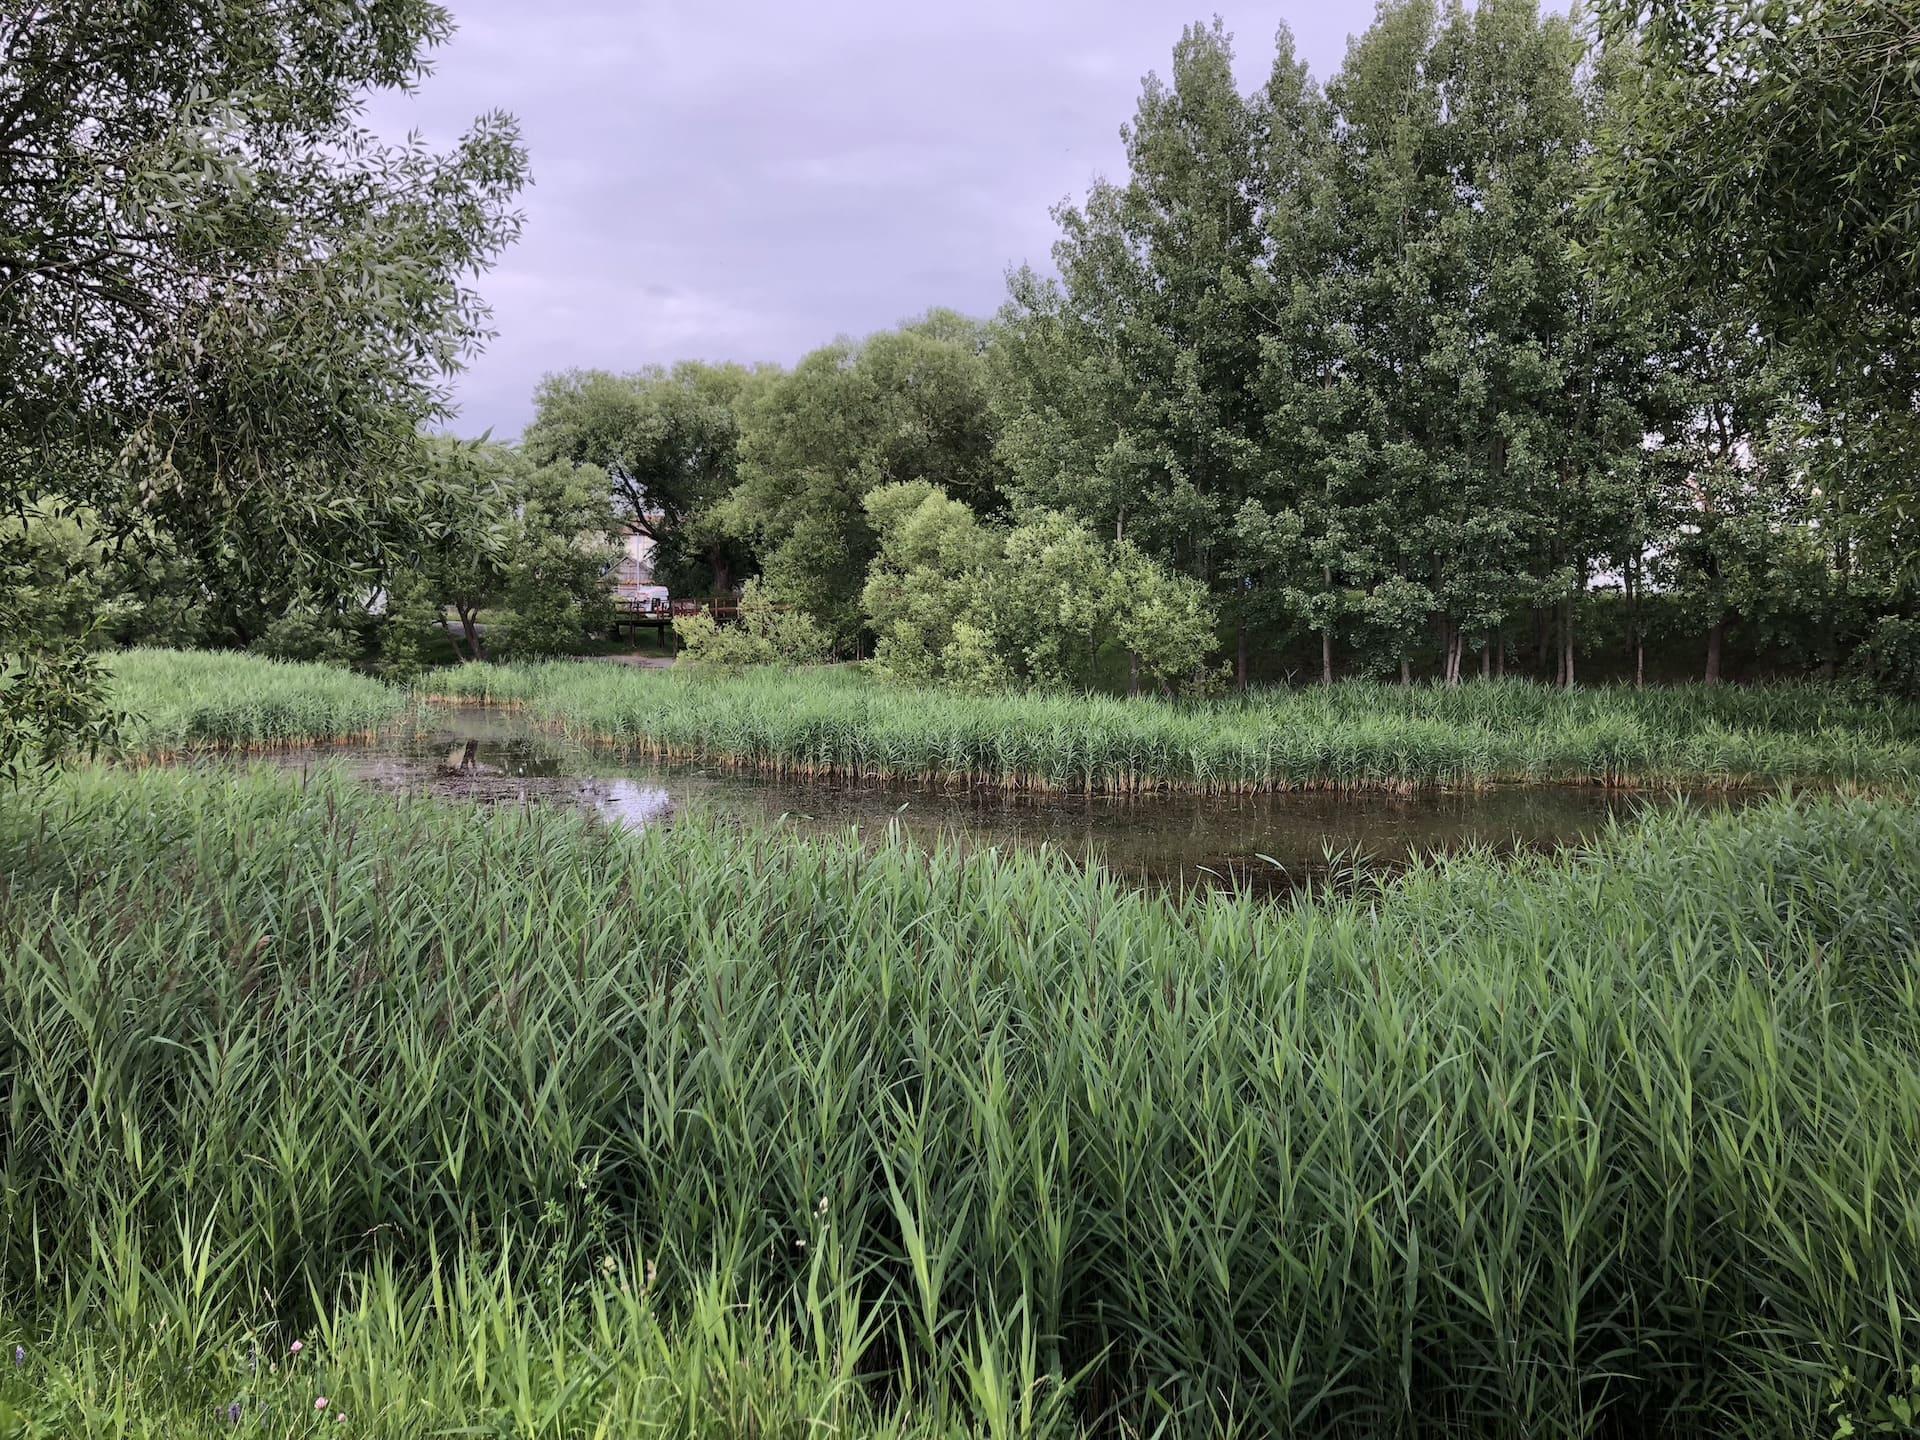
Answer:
7;0;1920;759
500;0;1920;693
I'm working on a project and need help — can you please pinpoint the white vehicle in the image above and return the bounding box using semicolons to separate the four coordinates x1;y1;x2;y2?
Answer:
623;583;670;614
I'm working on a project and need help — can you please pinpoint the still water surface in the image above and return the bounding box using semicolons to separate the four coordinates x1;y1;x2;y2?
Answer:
243;703;1749;895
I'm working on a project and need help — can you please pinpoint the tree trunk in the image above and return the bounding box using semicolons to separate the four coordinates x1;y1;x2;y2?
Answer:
1480;634;1491;679
1235;621;1248;691
1320;565;1334;685
1819;529;1850;679
1127;650;1140;698
1560;598;1575;690
709;547;731;599
458;604;487;663
1494;629;1505;679
442;607;471;664
1399;654;1411;687
1627;556;1643;690
1704;615;1727;685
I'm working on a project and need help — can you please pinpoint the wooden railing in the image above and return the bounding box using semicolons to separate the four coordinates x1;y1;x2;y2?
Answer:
609;597;742;639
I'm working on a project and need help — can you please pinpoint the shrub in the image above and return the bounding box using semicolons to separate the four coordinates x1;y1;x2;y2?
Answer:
861;485;1219;693
249;598;368;665
1853;615;1920;697
674;580;830;667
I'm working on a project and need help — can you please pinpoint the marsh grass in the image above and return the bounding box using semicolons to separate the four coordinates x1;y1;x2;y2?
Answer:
1;1263;1004;1439
107;649;406;755
4;766;1919;1434
423;661;1920;793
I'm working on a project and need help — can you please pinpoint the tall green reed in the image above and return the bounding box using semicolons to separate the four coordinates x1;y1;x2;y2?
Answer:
4;766;1918;1435
107;649;405;755
2;1257;1018;1438
420;661;1920;792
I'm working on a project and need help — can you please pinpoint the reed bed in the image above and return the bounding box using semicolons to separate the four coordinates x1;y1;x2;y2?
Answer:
4;766;1919;1435
423;661;1920;792
108;648;406;754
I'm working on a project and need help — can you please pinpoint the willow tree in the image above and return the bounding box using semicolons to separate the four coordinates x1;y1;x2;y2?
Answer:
0;1;525;763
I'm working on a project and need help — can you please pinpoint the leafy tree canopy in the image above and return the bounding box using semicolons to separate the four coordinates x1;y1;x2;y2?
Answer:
1591;0;1920;545
722;310;1003;648
523;361;775;596
0;0;526;760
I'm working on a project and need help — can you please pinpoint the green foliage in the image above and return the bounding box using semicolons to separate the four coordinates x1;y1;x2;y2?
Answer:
489;459;621;661
861;486;1217;693
0;643;116;777
722;311;1003;648
859;482;1004;685
999;511;1216;693
387;438;517;663
249;597;371;667
993;19;1272;625
1829;1363;1920;1440
2;512;179;650
374;573;443;682
6;767;1920;1434
1591;0;1920;380
673;581;830;668
996;3;1657;687
0;1;526;753
1;2;527;529
418;661;1920;793
384;440;619;664
524;361;771;596
1592;0;1920;562
1855;618;1920;700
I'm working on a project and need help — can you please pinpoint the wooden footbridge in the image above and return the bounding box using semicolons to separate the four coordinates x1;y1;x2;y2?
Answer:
609;596;740;644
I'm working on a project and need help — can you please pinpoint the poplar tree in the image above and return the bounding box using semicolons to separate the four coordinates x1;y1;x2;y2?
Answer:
995;20;1274;682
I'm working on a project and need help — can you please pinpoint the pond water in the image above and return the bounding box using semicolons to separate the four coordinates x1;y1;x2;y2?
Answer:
240;703;1751;896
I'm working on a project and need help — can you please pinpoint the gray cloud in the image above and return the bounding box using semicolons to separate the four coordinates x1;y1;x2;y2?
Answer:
366;1;1388;439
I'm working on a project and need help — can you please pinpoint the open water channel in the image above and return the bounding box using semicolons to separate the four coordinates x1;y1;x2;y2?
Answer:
232;702;1750;895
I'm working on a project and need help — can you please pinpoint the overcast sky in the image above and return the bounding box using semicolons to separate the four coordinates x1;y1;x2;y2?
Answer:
366;1;1387;440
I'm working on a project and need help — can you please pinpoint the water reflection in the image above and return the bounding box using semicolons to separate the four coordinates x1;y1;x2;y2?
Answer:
592;779;677;827
242;704;1753;895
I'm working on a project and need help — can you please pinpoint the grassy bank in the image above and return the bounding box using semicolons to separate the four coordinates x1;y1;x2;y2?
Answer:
5;767;1919;1435
423;660;1920;791
107;648;406;754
